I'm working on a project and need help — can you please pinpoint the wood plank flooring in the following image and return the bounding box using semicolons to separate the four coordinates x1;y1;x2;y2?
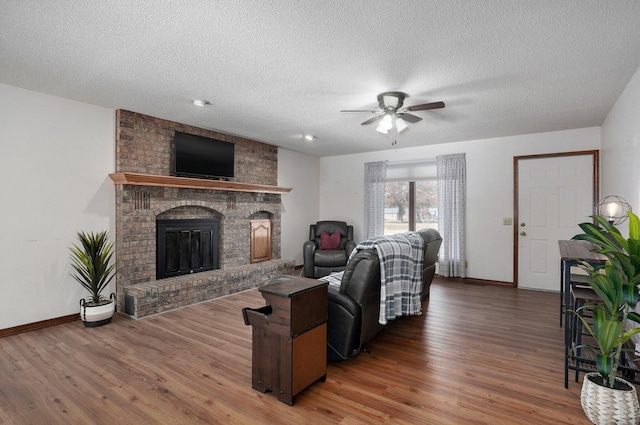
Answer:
0;278;598;424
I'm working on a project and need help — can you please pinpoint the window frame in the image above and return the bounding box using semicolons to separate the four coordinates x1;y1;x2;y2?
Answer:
384;178;437;235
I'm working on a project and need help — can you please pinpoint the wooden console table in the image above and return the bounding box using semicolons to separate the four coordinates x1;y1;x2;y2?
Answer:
242;276;328;405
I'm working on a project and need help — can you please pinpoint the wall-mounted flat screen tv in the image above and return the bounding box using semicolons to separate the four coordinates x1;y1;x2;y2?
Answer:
174;131;235;180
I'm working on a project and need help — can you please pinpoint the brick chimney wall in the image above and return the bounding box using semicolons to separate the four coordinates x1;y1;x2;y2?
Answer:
113;110;293;318
116;110;278;184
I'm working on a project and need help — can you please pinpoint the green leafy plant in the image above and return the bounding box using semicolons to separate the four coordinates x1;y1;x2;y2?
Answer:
69;231;116;305
572;212;640;388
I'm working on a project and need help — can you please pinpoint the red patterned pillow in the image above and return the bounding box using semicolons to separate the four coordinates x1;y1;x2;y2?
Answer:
320;231;341;250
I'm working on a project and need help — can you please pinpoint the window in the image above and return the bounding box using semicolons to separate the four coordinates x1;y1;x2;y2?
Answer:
384;180;438;235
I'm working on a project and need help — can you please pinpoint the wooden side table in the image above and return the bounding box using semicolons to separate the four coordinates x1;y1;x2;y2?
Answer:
242;276;328;405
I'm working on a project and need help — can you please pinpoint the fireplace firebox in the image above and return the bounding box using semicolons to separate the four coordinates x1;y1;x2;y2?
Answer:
156;219;220;279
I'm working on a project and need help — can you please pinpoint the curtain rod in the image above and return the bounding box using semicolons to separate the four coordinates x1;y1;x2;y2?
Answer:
386;158;436;166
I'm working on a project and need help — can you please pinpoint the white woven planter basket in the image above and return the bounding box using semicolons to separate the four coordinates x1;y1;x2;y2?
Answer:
79;294;115;327
581;372;640;425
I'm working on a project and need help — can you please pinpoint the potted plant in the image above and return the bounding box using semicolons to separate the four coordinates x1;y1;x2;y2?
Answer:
69;230;117;327
572;213;640;424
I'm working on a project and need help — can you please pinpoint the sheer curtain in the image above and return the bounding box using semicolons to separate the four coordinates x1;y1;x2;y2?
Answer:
437;153;466;277
364;161;387;239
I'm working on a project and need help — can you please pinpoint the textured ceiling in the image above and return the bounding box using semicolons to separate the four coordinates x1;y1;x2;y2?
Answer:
2;1;640;157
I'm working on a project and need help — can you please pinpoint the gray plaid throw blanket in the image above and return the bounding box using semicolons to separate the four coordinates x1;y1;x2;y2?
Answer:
319;271;344;288
351;232;425;325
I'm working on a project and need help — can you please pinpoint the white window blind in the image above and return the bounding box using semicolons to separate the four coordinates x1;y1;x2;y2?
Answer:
385;160;437;182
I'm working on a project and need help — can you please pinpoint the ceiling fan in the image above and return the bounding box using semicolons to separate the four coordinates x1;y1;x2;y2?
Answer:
341;91;445;135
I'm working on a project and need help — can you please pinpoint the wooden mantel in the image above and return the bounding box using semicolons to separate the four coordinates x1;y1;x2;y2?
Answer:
109;172;292;194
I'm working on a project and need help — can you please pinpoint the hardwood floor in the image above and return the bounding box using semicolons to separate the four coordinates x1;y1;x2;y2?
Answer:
0;278;596;424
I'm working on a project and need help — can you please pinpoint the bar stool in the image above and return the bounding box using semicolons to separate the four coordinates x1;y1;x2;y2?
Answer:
569;285;601;383
570;273;590;288
561;272;591;326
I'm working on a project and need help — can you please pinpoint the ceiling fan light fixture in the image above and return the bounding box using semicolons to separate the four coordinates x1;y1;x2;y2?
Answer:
344;91;445;139
396;117;409;133
376;114;393;133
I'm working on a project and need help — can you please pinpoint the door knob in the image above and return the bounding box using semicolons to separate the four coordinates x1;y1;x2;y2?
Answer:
520;231;526;236
520;222;526;227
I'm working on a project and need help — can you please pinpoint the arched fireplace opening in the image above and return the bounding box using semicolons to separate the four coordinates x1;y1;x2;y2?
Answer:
156;218;220;279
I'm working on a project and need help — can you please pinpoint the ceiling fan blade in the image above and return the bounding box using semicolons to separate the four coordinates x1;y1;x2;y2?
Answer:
341;109;379;113
397;113;422;123
361;115;384;125
405;101;445;112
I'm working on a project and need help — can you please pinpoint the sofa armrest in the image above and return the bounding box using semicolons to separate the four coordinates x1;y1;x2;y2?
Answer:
347;225;354;241
327;285;362;361
328;285;359;317
303;240;317;277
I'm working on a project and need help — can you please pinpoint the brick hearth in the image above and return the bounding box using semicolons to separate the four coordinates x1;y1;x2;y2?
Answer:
124;260;293;318
112;110;294;318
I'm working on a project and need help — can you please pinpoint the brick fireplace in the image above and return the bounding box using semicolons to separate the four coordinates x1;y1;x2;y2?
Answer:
111;110;294;318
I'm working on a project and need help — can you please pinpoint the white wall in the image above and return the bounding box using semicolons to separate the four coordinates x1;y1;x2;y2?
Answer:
600;63;640;342
0;84;115;329
278;148;320;266
318;127;601;283
601;63;640;235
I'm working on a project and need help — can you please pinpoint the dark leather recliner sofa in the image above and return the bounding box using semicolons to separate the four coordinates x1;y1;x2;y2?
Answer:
326;228;442;361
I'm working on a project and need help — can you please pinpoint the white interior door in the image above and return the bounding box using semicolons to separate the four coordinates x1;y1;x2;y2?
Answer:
517;155;594;291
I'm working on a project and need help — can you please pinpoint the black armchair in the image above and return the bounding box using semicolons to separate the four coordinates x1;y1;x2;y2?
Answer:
303;221;357;278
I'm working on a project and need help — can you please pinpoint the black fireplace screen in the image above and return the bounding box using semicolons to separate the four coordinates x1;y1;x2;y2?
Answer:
156;219;219;279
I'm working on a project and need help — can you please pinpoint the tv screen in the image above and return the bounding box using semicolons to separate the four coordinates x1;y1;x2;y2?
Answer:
174;132;235;180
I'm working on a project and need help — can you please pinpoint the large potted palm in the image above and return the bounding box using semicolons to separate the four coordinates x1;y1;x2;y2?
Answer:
572;213;640;425
69;231;117;327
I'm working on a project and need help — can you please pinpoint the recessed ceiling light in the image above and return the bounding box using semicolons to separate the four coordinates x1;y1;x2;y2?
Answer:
304;134;317;141
192;99;210;107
